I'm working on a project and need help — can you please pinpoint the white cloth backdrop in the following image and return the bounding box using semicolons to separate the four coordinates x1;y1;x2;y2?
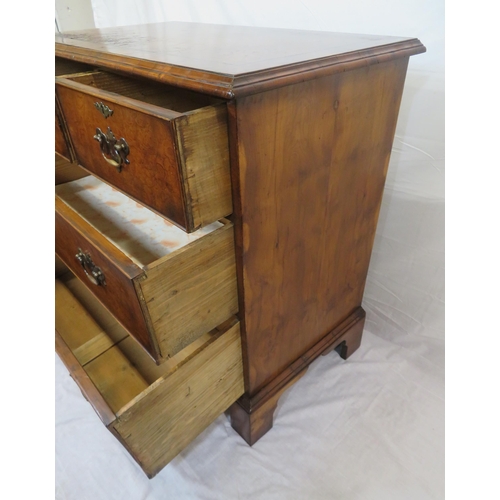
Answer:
56;1;445;498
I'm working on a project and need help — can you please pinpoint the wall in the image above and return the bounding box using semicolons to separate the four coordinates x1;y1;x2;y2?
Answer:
55;0;95;32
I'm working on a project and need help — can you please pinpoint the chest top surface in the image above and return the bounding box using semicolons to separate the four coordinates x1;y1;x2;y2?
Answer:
55;22;425;97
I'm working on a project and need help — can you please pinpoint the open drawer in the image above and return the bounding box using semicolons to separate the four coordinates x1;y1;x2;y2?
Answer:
55;176;238;363
55;68;232;232
55;154;88;185
55;274;244;477
55;58;95;163
55;95;74;163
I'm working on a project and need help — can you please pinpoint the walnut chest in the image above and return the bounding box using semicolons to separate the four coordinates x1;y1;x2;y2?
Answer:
55;22;425;477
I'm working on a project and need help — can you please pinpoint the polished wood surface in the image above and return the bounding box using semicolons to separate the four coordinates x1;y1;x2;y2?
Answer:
227;367;308;446
241;309;365;407
55;22;425;97
55;196;154;354
56;70;232;231
228;308;365;445
230;58;409;395
56;74;186;229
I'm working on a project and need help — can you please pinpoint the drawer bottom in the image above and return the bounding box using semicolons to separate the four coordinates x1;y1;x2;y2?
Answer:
55;272;244;477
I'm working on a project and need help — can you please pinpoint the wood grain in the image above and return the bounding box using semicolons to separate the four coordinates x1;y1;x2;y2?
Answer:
61;272;132;345
55;154;88;185
56;280;148;412
84;344;149;414
55;94;74;163
56;277;149;414
227;367;308;446
56;274;244;474
174;104;232;231
56;78;187;229
55;23;425;98
55;196;157;356
67;70;221;111
55;23;426;464
228;308;364;444
56;189;237;363
137;220;238;359
55;279;127;365
55;106;71;162
56;72;231;231
113;323;244;478
55;279;119;426
56;330;117;426
231;58;410;395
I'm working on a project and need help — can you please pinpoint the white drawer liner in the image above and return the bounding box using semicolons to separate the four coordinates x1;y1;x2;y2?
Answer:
56;176;223;267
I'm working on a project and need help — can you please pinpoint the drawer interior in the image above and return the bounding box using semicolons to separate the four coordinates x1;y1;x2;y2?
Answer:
56;177;224;268
55;154;89;185
55;57;95;76
56;269;244;476
61;70;222;112
56;270;239;418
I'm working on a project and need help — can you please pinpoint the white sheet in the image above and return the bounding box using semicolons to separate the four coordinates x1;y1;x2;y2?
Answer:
56;2;444;498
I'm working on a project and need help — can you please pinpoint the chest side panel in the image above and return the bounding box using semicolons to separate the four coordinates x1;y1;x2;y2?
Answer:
232;57;409;394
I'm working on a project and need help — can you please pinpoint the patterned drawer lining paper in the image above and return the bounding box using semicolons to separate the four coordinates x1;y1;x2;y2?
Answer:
56;177;223;268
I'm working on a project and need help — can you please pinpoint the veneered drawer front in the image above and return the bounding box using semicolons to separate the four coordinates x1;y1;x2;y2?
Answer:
55;70;232;232
55;196;156;356
55;177;238;363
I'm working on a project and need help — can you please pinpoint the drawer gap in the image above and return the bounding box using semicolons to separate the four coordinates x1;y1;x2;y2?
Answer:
63;70;222;112
55;57;94;76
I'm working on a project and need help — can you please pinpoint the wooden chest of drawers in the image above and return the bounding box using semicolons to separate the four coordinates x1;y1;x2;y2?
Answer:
55;22;425;477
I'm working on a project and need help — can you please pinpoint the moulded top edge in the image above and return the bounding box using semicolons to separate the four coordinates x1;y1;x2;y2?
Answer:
56;22;425;98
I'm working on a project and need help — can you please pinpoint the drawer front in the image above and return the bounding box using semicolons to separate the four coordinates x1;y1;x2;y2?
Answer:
55;197;157;357
56;179;238;363
55;74;232;232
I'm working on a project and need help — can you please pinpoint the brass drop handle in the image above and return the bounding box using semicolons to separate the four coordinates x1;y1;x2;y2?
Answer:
75;249;106;286
93;127;130;172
